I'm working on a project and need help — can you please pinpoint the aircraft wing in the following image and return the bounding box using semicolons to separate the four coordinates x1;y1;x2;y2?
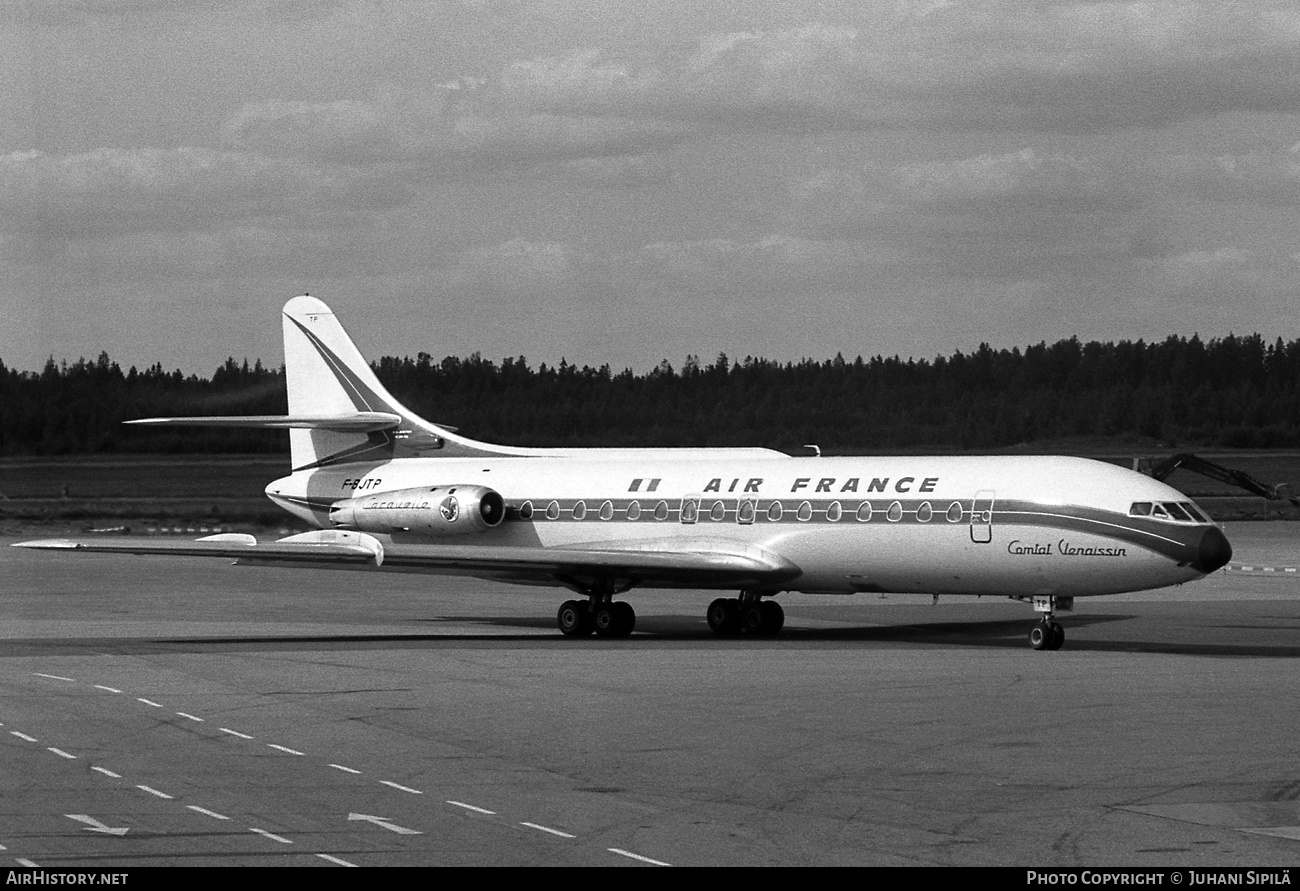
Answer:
12;533;802;591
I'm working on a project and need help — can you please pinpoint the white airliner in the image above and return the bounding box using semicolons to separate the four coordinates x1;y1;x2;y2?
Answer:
15;295;1233;650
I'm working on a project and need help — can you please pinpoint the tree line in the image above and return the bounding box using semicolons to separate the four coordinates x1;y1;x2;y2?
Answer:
2;332;1299;456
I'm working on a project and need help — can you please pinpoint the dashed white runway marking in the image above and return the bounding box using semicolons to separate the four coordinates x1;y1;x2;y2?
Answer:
66;815;127;836
16;858;38;867
267;744;304;755
348;813;421;835
608;847;671;866
249;828;293;845
521;821;576;839
187;805;229;820
17;672;677;867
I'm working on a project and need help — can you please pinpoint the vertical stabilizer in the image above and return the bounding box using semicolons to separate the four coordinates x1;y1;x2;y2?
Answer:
283;295;419;469
281;295;528;468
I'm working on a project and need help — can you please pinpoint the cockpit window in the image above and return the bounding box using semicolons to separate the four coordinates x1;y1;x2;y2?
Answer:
1131;500;1211;524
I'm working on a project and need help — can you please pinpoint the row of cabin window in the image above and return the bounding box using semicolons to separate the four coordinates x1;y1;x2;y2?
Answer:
515;499;970;524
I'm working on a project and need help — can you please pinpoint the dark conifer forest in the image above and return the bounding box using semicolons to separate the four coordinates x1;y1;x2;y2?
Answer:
3;332;1299;455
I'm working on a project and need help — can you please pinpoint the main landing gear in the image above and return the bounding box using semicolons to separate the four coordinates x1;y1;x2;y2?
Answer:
556;585;636;638
554;588;785;639
1025;595;1071;651
707;593;784;636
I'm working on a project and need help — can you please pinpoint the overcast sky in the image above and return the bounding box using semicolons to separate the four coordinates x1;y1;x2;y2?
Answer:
3;0;1299;375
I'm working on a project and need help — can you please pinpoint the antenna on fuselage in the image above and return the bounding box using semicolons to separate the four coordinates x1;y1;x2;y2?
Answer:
804;444;821;457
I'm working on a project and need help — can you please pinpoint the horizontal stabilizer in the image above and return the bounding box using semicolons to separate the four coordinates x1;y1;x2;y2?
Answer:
124;412;402;432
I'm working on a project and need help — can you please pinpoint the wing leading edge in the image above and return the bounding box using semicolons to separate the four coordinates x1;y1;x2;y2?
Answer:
11;535;801;591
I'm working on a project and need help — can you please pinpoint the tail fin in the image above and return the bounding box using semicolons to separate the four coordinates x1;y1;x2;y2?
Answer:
130;295;529;469
282;295;406;469
282;295;515;469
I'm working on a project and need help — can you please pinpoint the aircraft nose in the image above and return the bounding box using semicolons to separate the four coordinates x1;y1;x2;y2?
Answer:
1193;526;1232;574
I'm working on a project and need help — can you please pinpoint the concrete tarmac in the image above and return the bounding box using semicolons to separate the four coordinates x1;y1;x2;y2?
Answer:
1;521;1298;867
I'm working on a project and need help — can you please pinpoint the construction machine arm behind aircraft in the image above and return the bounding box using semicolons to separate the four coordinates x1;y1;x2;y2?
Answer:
1139;453;1300;506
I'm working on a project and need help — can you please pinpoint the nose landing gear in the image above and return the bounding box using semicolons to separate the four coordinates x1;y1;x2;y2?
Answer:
1025;595;1071;651
1029;619;1064;651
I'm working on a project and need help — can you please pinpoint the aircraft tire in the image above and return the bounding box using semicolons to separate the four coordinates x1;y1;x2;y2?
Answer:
742;602;784;635
612;601;635;637
1048;622;1065;651
593;605;615;636
1029;623;1051;650
759;600;784;636
707;598;741;634
594;602;636;638
557;600;593;636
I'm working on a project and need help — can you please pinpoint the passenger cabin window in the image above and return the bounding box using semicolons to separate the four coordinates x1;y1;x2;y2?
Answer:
572;501;587;520
599;500;614;521
546;500;560;520
916;501;932;522
681;499;698;524
519;501;533;520
946;501;963;523
767;501;783;521
627;501;641;521
887;501;903;522
827;501;842;522
737;500;756;524
654;500;669;521
709;500;726;521
856;502;872;522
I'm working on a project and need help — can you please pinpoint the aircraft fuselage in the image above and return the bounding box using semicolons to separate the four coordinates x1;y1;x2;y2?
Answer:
267;453;1229;597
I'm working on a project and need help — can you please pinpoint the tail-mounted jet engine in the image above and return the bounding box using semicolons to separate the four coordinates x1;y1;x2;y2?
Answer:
329;485;505;535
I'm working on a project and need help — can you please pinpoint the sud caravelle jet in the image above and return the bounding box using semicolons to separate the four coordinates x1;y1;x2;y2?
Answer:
15;296;1233;650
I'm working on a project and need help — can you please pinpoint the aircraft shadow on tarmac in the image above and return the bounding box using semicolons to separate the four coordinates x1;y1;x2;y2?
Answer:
4;613;1300;657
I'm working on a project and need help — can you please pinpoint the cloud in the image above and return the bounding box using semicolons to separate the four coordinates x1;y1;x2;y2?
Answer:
0;147;411;239
221;91;689;170
486;3;1300;135
1159;144;1300;206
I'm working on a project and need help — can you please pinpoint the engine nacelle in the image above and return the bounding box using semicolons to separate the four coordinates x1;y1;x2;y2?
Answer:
329;485;505;536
